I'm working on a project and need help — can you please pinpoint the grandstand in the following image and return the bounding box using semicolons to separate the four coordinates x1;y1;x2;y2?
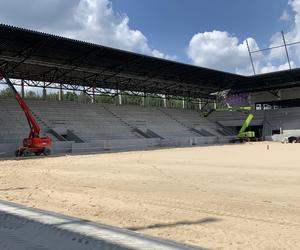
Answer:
1;23;300;250
0;97;233;157
1;24;300;157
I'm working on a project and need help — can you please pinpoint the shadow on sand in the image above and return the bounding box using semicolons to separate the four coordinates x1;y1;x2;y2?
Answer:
126;217;221;231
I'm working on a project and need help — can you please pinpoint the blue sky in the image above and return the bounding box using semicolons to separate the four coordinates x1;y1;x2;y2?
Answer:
0;0;299;74
112;0;290;62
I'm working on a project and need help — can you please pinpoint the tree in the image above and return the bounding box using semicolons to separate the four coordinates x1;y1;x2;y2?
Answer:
64;91;78;101
0;87;13;97
25;90;40;99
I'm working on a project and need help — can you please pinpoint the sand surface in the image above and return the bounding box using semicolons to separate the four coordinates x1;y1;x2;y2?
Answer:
0;142;300;249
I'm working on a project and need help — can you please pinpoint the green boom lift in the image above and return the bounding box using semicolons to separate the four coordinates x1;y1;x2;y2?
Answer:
237;113;255;141
203;106;256;141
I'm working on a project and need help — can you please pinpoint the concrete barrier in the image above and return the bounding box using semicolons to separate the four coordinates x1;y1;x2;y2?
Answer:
52;141;73;154
0;137;235;158
0;143;20;157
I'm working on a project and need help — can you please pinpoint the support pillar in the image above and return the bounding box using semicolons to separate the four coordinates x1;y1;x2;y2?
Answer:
278;90;282;101
142;93;145;106
118;91;122;105
163;95;167;108
198;98;202;110
213;100;217;109
42;86;47;100
92;88;95;103
83;88;88;103
247;93;252;106
21;80;25;98
59;84;63;101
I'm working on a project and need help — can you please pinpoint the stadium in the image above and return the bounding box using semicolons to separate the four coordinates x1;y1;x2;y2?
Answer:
0;23;300;249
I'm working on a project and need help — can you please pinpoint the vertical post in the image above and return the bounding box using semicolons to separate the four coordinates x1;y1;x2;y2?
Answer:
182;98;185;109
213;100;217;110
42;83;47;100
278;90;282;101
247;93;252;106
118;91;122;105
21;79;25;98
281;31;292;70
142;93;145;106
163;95;167;108
246;39;256;75
92;87;95;103
59;84;63;101
198;98;202;110
84;88;88;103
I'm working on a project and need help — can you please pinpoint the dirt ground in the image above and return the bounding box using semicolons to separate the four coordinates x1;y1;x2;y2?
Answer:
0;142;299;249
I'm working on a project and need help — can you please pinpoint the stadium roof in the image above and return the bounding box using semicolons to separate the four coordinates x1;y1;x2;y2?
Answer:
1;24;300;98
230;68;300;94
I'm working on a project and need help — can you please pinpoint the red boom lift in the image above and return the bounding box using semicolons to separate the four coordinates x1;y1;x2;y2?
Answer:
0;73;52;157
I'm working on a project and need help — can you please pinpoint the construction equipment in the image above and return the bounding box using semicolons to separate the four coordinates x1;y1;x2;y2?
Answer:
0;73;52;157
288;136;300;143
236;113;255;141
203;106;256;142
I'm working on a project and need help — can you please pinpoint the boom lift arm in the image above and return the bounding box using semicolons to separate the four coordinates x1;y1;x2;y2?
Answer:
0;73;52;156
238;113;254;136
202;106;256;141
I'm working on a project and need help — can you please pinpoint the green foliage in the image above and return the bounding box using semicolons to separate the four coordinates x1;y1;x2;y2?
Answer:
95;94;118;104
46;92;59;100
168;99;183;109
144;96;164;107
0;85;213;111
64;91;78;101
0;87;13;97
25;90;39;99
122;95;143;106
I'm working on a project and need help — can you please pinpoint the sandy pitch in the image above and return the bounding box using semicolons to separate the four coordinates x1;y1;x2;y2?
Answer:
0;142;299;249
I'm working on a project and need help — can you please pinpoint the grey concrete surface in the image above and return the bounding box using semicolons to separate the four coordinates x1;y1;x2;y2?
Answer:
0;200;203;250
0;136;234;158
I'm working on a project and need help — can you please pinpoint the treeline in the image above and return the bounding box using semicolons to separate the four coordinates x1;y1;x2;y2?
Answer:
0;87;212;110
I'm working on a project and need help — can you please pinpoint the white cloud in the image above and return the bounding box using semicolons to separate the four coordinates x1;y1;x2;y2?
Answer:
280;9;291;21
49;0;175;60
280;0;300;61
186;30;297;75
260;61;295;74
267;32;286;61
186;0;300;75
264;0;300;71
187;30;261;74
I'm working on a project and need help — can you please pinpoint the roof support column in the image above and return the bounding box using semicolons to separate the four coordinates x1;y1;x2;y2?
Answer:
42;83;47;100
118;91;122;105
198;98;202;110
163;95;167;108
247;93;252;106
278;90;282;101
91;87;95;103
59;84;63;101
21;79;25;98
83;87;88;103
142;93;145;106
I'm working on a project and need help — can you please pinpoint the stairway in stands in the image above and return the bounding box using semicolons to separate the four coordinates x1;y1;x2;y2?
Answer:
157;107;207;137
100;104;151;139
30;109;67;142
